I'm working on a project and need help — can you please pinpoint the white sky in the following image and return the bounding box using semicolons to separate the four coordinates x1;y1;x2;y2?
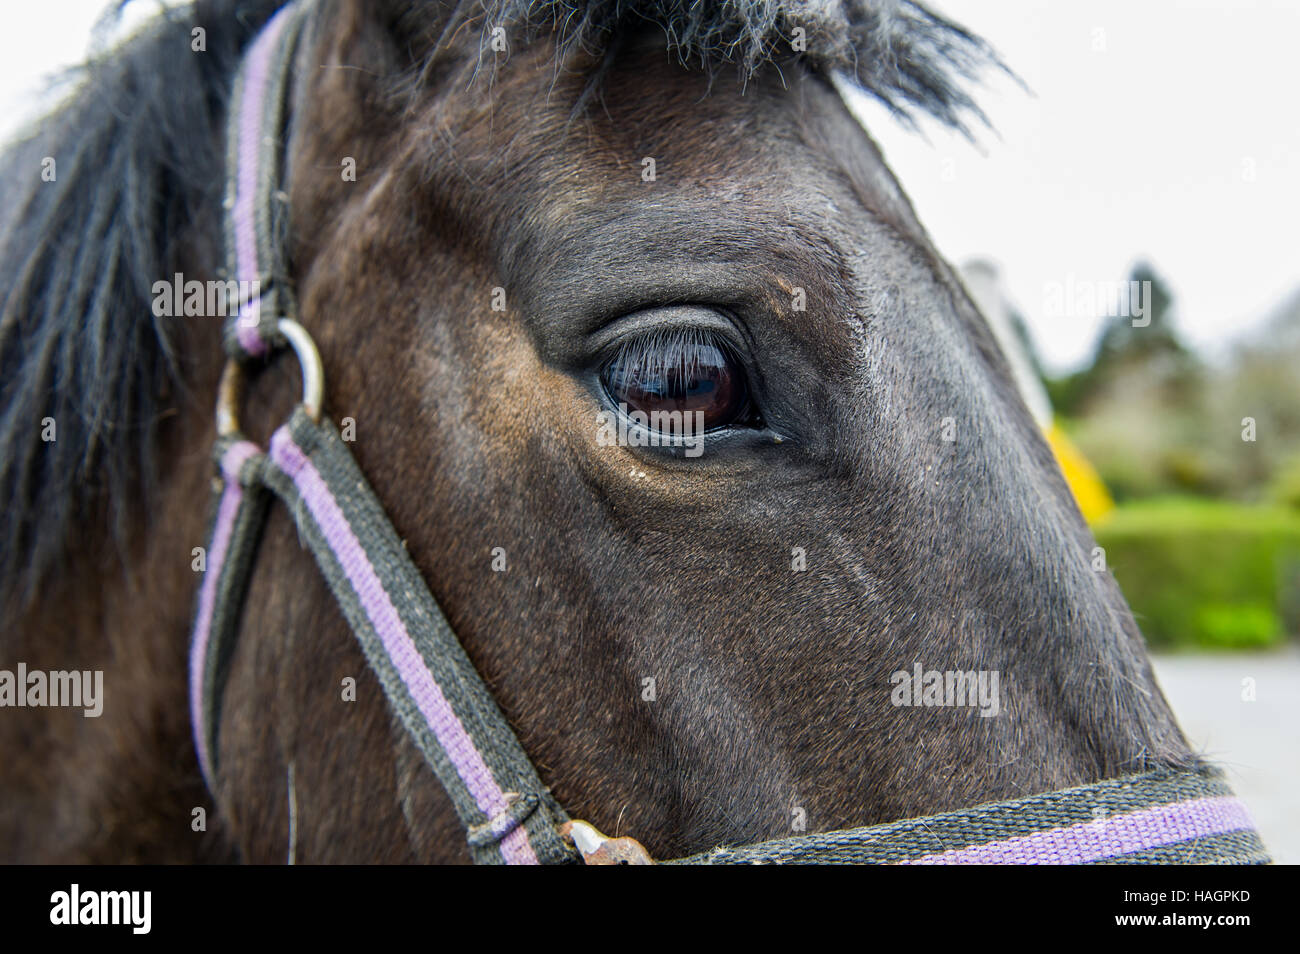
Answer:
4;1;1298;373
0;1;158;137
857;0;1300;372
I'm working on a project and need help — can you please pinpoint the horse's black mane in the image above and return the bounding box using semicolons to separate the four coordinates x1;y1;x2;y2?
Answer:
0;0;997;615
0;1;281;613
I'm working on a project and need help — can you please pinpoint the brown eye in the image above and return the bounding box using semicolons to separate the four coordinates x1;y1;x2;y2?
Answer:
601;329;750;433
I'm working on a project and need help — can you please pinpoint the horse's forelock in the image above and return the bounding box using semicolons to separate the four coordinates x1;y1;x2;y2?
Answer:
462;0;1006;134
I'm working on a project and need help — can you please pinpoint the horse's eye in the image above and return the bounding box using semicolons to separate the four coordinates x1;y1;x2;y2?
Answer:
600;329;750;433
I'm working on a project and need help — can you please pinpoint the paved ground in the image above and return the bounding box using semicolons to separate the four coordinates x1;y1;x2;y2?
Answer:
1150;647;1299;865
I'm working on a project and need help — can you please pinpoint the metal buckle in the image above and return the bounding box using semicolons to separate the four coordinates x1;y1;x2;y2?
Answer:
217;318;324;436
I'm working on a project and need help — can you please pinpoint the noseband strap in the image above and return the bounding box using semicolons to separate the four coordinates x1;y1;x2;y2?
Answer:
670;765;1269;865
190;0;1270;866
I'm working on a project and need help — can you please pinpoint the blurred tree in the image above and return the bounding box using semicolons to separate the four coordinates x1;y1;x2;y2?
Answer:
1216;288;1300;495
1061;272;1300;502
1052;262;1202;416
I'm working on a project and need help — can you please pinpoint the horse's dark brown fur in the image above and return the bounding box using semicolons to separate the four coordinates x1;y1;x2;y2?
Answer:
0;0;1193;862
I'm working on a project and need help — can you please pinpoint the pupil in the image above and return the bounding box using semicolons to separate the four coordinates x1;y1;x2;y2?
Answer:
603;337;747;432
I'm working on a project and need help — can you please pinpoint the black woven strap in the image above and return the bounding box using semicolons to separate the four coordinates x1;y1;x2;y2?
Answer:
190;411;576;864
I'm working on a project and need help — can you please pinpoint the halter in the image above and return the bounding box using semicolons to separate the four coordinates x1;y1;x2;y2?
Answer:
190;1;1271;865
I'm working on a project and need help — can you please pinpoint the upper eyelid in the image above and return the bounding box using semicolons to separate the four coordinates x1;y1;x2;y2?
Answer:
584;304;746;355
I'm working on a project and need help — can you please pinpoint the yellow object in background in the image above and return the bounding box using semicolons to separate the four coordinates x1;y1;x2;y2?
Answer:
1046;422;1114;524
961;262;1115;526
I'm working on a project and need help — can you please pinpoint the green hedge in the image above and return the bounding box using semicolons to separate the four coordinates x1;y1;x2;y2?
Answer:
1093;497;1300;650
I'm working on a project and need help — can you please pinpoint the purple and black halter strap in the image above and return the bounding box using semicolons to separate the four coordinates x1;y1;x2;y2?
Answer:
189;1;1271;865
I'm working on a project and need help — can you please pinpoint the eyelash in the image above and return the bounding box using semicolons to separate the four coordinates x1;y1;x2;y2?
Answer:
602;326;732;387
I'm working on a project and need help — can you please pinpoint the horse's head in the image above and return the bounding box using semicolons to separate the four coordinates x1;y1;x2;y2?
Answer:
202;0;1192;861
0;0;1199;864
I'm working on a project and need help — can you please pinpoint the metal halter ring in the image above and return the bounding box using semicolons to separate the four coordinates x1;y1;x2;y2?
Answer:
217;318;324;437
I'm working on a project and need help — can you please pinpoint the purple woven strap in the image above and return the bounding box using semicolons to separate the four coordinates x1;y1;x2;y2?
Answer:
225;3;302;357
189;440;261;786
673;765;1267;864
244;411;585;864
904;795;1255;865
188;417;574;863
267;425;538;864
208;3;575;863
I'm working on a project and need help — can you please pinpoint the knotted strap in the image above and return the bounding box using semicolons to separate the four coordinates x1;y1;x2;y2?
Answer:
190;411;577;864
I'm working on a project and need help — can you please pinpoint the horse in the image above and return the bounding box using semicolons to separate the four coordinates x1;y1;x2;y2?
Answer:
0;0;1261;864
